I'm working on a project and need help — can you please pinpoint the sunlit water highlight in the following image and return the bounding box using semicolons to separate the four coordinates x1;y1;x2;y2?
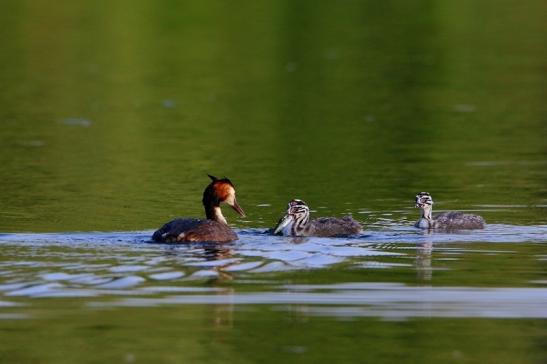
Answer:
1;223;545;320
1;0;546;361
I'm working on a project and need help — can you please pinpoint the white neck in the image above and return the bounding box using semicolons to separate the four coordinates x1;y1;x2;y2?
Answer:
213;207;228;225
421;205;433;220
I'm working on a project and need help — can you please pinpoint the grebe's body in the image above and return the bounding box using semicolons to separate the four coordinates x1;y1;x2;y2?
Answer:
152;175;245;243
414;192;485;230
152;218;238;243
273;199;362;237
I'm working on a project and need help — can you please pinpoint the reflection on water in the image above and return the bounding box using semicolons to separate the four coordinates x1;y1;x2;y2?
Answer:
0;0;546;362
0;223;545;319
92;285;547;319
416;241;433;281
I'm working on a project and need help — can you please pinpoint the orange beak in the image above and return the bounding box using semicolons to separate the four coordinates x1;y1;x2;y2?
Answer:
230;198;246;218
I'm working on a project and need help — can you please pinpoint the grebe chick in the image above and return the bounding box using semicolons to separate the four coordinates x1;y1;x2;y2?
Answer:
273;199;362;237
414;192;485;230
152;175;245;243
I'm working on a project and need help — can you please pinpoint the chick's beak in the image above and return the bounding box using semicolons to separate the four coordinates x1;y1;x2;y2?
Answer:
230;198;246;217
273;213;293;235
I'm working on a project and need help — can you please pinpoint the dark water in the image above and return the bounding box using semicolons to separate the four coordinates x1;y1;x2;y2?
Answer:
1;0;546;363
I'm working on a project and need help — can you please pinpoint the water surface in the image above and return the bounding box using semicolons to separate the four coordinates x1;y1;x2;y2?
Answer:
0;0;546;363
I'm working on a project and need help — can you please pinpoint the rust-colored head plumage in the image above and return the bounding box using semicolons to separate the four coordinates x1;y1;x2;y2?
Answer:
203;174;245;218
207;175;235;201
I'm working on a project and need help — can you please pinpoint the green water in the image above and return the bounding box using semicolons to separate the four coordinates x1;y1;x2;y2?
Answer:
0;0;546;363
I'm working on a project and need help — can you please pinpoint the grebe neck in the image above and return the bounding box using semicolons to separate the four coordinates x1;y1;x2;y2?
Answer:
417;205;434;228
291;212;310;236
205;203;227;225
212;207;227;225
421;205;433;221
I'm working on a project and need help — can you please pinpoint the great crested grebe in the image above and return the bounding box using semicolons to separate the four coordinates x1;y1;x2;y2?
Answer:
273;199;362;237
152;175;245;243
414;192;485;230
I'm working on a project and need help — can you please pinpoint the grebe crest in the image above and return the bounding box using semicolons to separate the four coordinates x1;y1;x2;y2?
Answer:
273;199;362;237
152;174;245;243
414;192;485;230
202;174;245;224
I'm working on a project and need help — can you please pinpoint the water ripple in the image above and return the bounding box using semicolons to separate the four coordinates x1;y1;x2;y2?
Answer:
0;223;545;319
87;285;547;319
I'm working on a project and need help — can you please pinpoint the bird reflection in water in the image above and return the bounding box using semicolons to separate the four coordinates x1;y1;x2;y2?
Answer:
416;240;433;282
201;244;236;282
201;244;236;330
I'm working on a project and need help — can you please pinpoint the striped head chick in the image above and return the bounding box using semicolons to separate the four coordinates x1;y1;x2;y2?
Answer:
273;199;311;236
415;192;434;222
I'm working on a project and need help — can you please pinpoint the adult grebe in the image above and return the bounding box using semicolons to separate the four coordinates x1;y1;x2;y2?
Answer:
273;199;362;237
152;175;245;243
414;192;485;230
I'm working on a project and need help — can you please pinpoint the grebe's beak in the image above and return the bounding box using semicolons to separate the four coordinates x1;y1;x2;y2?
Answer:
273;213;293;235
229;198;246;217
